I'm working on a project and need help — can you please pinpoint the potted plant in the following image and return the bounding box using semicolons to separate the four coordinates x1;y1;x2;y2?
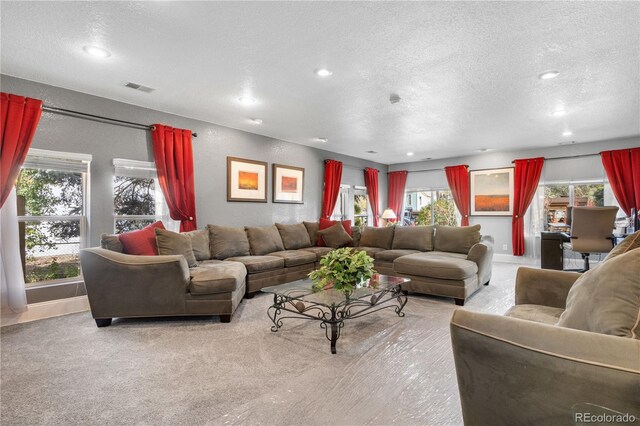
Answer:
309;247;376;297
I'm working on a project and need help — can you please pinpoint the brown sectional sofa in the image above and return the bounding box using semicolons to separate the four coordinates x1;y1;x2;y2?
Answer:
80;222;493;326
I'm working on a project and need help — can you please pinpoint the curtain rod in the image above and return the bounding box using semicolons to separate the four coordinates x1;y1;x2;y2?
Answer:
42;105;198;138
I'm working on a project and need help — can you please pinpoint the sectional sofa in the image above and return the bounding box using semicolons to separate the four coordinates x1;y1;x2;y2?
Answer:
80;222;493;326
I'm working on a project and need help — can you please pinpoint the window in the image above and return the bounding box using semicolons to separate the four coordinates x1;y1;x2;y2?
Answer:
543;181;605;230
405;189;459;226
16;149;91;284
113;159;174;233
353;187;369;227
331;185;350;221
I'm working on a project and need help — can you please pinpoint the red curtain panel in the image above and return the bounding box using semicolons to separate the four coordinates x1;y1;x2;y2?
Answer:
444;165;470;226
151;124;197;232
512;157;545;256
0;93;43;208
601;148;640;217
387;170;408;220
321;160;343;219
364;168;380;227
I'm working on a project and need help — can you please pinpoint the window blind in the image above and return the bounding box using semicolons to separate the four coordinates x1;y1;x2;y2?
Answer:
22;148;92;174
113;158;157;179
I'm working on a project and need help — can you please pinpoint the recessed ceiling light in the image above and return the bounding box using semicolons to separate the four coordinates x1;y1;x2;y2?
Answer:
315;68;333;77
421;157;432;161
238;96;256;106
317;138;328;143
250;118;263;125
82;45;111;58
552;109;567;117
539;70;560;80
407;152;414;156
562;130;572;137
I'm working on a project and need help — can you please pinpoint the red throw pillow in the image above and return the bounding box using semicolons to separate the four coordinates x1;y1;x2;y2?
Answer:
118;221;165;255
318;218;352;246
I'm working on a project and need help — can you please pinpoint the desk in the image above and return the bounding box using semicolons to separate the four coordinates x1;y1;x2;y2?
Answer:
541;231;570;270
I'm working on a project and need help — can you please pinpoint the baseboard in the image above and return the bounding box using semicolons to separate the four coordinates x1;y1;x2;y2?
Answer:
493;254;540;265
1;296;90;327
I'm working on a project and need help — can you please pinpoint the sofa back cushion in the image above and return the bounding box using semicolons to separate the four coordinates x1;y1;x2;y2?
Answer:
276;223;312;250
557;248;640;339
317;222;353;248
208;225;251;259
303;221;320;246
182;228;210;261
359;226;395;249
101;233;124;253
155;228;198;267
604;230;640;261
118;221;165;255
392;226;434;251
434;224;481;254
318;218;352;246
246;225;285;255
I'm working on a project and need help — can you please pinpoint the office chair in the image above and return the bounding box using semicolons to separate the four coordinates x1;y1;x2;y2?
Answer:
563;206;618;271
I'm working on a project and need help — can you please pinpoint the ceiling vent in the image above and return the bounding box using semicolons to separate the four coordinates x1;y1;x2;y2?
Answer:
124;82;155;93
389;94;401;104
366;150;378;154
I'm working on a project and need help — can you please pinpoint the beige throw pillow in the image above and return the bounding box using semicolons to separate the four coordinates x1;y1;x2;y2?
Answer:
433;224;481;254
245;226;285;255
155;228;198;267
392;226;434;251
557;248;640;339
208;225;251;259
303;221;320;246
182;229;210;261
359;226;395;249
101;233;124;253
604;230;640;262
276;223;312;249
317;222;353;248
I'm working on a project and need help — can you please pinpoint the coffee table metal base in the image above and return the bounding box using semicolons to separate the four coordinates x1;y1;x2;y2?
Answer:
267;287;407;354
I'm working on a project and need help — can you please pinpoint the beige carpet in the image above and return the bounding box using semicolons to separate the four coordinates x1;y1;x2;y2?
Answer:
1;263;520;426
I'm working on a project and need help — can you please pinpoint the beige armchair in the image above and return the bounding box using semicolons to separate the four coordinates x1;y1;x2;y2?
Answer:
450;267;640;425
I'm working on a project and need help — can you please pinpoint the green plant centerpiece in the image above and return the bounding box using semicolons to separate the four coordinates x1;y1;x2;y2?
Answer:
309;247;376;297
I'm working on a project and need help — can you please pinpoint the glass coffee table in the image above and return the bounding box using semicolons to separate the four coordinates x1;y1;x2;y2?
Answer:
262;274;409;354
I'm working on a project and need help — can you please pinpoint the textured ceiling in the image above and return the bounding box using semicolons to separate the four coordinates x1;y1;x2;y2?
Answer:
1;1;639;164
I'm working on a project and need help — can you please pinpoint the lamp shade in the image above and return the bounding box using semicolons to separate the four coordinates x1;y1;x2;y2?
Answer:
381;208;397;220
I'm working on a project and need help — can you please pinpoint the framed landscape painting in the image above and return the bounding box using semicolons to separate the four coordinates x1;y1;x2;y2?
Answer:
227;157;268;202
272;164;304;204
470;167;514;216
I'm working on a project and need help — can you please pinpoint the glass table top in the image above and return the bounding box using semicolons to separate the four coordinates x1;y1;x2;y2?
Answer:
262;274;409;307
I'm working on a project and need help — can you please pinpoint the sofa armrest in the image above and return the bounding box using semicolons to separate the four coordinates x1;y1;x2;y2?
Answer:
80;247;191;319
515;267;581;308
467;235;494;285
450;309;640;425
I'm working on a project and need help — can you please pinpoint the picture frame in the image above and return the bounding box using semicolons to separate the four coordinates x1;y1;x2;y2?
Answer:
272;163;304;204
227;156;268;202
470;167;514;216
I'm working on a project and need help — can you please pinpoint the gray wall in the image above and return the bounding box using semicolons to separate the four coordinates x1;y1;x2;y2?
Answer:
2;75;388;247
389;136;640;255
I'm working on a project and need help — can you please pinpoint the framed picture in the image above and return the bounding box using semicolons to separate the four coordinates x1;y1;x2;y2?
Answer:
470;167;514;216
227;157;268;202
272;164;304;204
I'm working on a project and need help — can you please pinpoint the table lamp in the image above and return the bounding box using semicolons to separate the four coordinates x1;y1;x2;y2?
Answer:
381;208;397;227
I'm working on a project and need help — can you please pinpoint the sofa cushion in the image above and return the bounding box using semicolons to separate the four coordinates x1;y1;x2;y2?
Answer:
303;221;320;246
268;250;317;267
246;226;285;255
317;222;353;248
557;248;640;339
504;304;565;325
188;261;246;295
354;246;385;258
318;219;352;246
275;223;312;250
374;249;421;262
604;230;640;261
225;255;284;273
101;233;123;253
433;224;481;254
208;225;251;259
392;226;434;251
359;226;395;250
299;246;334;261
155;228;198;267
118;221;165;255
394;252;478;280
182;228;210;261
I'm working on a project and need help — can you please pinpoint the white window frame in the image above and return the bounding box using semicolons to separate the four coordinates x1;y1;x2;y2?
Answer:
404;188;460;226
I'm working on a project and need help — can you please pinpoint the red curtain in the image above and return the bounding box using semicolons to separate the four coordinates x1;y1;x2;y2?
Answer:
151;124;197;232
321;160;343;219
387;171;408;221
444;165;470;226
1;93;43;208
601;148;640;217
512;157;544;256
364;168;380;227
